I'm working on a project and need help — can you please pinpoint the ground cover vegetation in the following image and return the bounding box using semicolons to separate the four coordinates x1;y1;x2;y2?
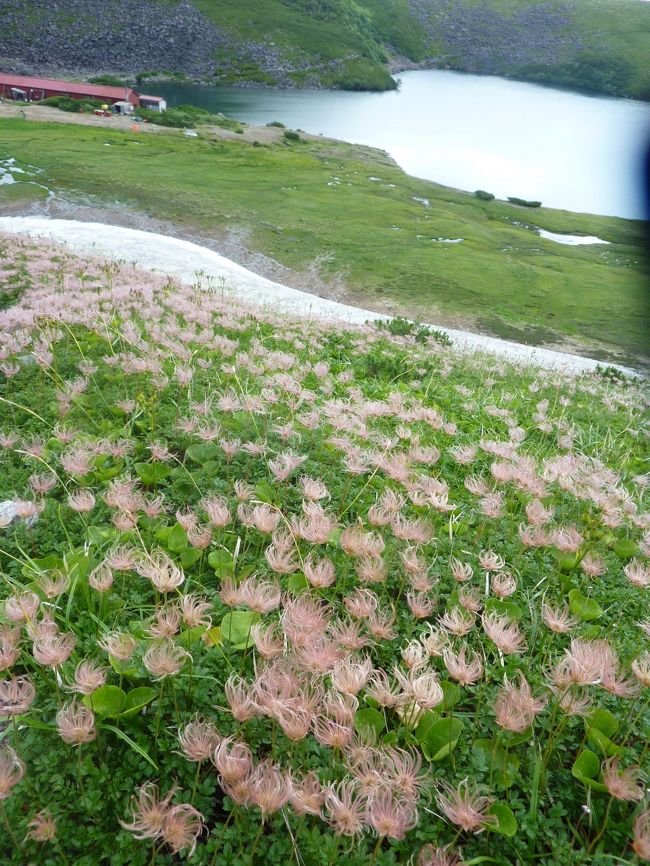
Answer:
3;0;649;99
0;118;648;370
0;233;649;865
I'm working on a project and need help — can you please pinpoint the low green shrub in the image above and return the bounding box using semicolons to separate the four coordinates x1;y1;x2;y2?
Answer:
507;197;542;208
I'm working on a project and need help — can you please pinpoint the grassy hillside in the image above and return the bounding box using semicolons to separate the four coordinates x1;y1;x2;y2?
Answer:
0;116;647;368
1;0;649;98
0;230;648;865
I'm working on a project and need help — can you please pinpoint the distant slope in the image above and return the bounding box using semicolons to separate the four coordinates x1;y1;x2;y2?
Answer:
0;0;648;99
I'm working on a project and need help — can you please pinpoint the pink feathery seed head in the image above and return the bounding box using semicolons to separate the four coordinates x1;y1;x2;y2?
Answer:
142;641;190;680
304;553;336;588
293;635;342;674
268;451;307;482
28;471;57;495
104;545;139;571
491;572;517;598
213;737;254;784
175;508;197;532
633;809;650;860
178;720;222;762
401;640;427;671
56;701;97;745
25;609;58;642
0;625;21;672
550;526;584;554
160;803;205;856
458;587;482;613
140;494;166;520
391;515;433;543
265;541;299;575
88;562;114;593
602;757;644;802
344;588;379;620
444;644;484;686
365;669;401;708
238;576;281;614
331;656;373;696
580;551;605;578
417;844;464;866
26;809;57;842
313;715;354;749
37;569;70;600
234;479;254;502
99;631;138;662
136;549;184;593
224;673;261;722
147;606;181;639
355;554;387;585
247;760;290;817
542;602;578;634
201;495;231;528
120;782;177;840
250;621;284;660
0;745;24;800
179;594;212;629
0;676;36;716
4;590;40;623
68;660;107;695
481;612;526;655
367;606;397;641
420;625;449;658
33;632;76;667
478;550;505;572
365;785;418;840
67;488;96;513
324;781;367;837
401;546;427;577
288;771;326;816
494;672;546;733
449;556;473;582
187;523;212;549
435;779;495;833
624;559;650;588
439;608;475;637
112;510;138;531
632;651;650;688
407;591;436;619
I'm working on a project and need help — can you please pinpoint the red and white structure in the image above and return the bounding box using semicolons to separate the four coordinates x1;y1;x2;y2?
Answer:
0;74;165;111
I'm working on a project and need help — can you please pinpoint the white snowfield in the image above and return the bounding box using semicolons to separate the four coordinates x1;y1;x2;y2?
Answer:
0;216;634;375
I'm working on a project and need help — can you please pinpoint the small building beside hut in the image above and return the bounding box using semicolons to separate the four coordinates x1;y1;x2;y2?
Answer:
138;94;167;112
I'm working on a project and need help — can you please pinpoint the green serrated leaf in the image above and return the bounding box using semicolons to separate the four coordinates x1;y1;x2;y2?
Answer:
220;610;260;649
472;738;520;787
119;687;158;718
486;803;517;837
167;523;188;552
83;685;126;717
355;708;385;737
134;462;171;485
572;749;607;791
568;589;603;622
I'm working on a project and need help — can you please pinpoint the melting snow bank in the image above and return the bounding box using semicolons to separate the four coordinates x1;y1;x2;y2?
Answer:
0;216;635;376
537;228;610;246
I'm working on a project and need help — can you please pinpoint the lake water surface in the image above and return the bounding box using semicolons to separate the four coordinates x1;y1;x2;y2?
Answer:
155;71;650;220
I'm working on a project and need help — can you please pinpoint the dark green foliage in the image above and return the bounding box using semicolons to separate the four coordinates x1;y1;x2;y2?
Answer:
475;190;495;201
507;196;542;208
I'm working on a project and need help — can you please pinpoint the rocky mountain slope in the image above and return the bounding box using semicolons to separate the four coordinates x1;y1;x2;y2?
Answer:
0;0;648;98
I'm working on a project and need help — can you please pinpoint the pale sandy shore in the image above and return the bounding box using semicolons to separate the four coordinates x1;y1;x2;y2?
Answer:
0;215;636;376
